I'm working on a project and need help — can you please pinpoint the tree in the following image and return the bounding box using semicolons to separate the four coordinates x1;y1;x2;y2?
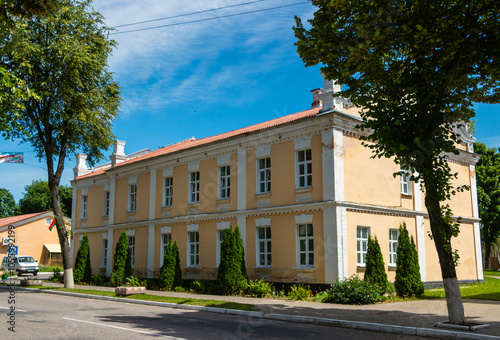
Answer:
73;234;92;283
159;241;183;290
0;0;60;137
294;0;499;324
2;0;120;288
364;236;390;294
216;226;248;295
18;180;72;217
0;188;19;217
475;142;500;269
394;223;424;297
110;232;128;286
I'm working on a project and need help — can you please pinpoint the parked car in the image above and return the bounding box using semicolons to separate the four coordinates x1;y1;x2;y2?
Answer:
1;255;39;276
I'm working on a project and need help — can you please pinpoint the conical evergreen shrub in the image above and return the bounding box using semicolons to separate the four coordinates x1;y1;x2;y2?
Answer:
110;232;128;286
159;241;183;289
394;223;425;297
364;235;390;293
216;226;248;295
74;234;92;283
234;226;247;280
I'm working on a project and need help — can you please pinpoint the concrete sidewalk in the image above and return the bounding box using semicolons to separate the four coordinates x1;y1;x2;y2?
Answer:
23;281;497;338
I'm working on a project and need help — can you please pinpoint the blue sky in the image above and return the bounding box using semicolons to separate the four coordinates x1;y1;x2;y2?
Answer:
1;0;499;202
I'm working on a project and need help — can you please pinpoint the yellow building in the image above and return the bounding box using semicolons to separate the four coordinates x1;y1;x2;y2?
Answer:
71;76;482;285
0;211;70;267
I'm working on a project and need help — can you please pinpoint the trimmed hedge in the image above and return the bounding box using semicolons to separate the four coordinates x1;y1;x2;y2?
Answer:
364;235;390;293
325;275;382;305
73;234;92;283
394;222;424;297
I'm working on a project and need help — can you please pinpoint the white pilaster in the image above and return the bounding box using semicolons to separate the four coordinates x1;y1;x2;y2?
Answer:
147;223;155;278
321;129;334;201
470;164;484;280
333;129;345;201
237;215;246;253
237;149;247;211
415;215;427;281
108;178;116;225
106;229;114;276
149;169;156;220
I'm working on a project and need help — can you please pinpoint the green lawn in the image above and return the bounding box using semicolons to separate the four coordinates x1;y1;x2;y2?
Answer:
424;276;500;301
20;286;255;311
484;269;500;277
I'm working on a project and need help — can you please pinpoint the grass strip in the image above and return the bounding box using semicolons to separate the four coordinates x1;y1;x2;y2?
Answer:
424;276;500;301
4;285;254;311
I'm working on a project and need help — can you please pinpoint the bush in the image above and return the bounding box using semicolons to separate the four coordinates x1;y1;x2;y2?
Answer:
74;234;92;283
47;268;64;283
394;223;425;297
125;276;141;287
91;275;106;285
110;232;128;286
289;284;312;301
174;286;187;293
190;280;216;294
314;291;329;302
159;241;183;290
364;235;390;294
325;275;382;305
247;279;274;297
216;226;248;295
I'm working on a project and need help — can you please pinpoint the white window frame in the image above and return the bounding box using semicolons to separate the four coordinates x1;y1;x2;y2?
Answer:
128;236;135;268
104;191;110;217
217;229;227;266
297;223;314;267
219;165;230;199
400;169;412;195
357;226;370;266
296;149;312;188
160;233;172;267
389;229;399;267
102;239;108;267
257;157;271;193
189;171;200;203
81;195;88;219
187;231;199;267
257;226;272;267
129;184;137;212
163;176;173;207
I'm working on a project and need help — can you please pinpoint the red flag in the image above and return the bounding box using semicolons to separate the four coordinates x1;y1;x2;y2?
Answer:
48;219;55;231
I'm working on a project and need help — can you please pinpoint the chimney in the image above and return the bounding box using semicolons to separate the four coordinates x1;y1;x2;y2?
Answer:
311;88;323;108
110;140;127;166
73;154;90;179
318;72;343;112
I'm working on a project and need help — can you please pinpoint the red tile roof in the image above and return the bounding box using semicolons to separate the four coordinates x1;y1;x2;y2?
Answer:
76;106;321;180
0;211;51;228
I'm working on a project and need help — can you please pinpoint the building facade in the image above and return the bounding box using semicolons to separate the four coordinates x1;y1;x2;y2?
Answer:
0;211;70;267
71;77;483;285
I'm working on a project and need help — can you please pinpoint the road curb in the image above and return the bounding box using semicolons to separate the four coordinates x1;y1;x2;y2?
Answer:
3;286;499;339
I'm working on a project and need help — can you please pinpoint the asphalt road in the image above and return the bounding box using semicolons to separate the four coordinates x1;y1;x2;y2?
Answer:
0;289;423;339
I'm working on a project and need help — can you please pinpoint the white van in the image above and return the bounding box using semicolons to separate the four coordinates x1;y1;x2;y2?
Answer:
1;255;39;276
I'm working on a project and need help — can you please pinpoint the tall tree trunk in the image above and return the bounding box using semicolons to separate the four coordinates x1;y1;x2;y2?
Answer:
424;185;466;325
484;240;492;270
48;177;74;289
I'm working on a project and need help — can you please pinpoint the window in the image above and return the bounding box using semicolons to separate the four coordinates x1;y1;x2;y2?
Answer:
216;229;227;266
129;184;137;212
128;236;135;268
188;232;199;267
160;233;171;266
164;177;173;207
257;157;271;193
357;226;370;266
257;227;272;267
102;239;108;267
189;171;200;203
104;191;110;216
297;224;314;266
400;169;412;195
219;165;230;199
389;229;399;266
81;195;88;219
297;149;312;188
